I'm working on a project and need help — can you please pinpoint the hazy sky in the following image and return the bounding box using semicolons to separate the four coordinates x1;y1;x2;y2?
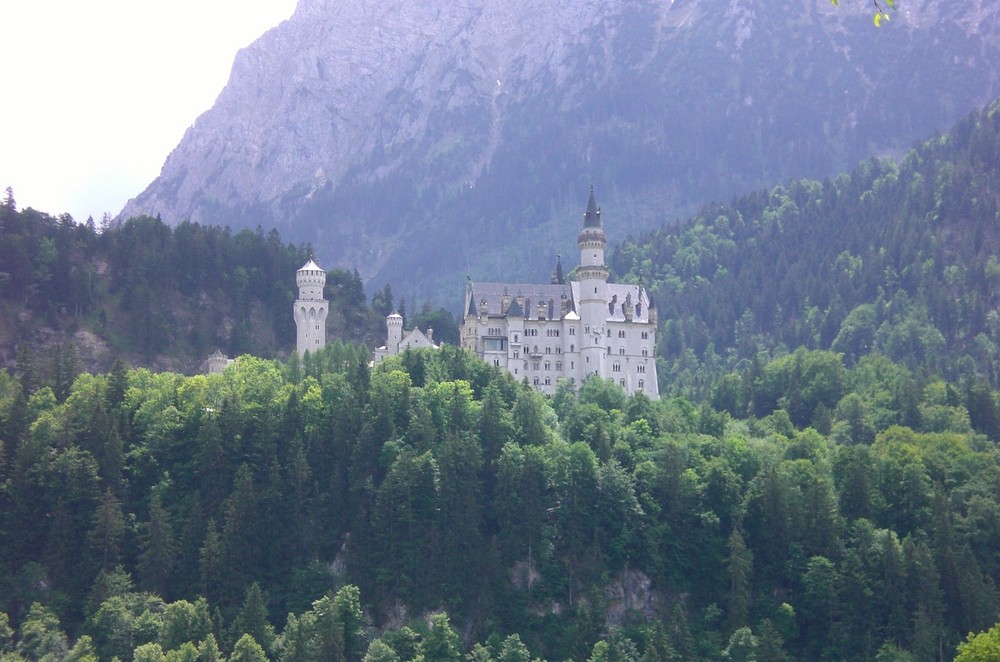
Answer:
0;0;297;222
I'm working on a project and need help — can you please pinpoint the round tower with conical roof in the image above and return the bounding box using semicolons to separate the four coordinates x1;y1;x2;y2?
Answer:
294;259;329;356
577;187;609;378
386;311;404;354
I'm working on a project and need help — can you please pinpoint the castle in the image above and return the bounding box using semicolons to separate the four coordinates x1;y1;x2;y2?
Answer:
460;189;659;398
279;191;660;401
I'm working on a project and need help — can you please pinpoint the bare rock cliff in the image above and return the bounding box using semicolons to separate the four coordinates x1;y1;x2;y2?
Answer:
121;0;1000;302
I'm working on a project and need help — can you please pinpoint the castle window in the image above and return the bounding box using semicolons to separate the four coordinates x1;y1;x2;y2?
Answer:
514;334;519;342
533;377;540;386
545;377;551;386
642;349;648;357
556;347;561;354
570;344;574;352
532;362;540;371
544;362;550;371
618;330;626;339
619;347;625;355
316;324;321;330
315;339;320;345
545;346;551;354
556;362;562;371
612;363;621;372
569;327;575;336
571;361;574;369
494;359;500;367
514;351;520;359
636;303;642;315
637;365;646;373
620;379;626;387
641;331;649;340
639;379;644;389
585;325;590;334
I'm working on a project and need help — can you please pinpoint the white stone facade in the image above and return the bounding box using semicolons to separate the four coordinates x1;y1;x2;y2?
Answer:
372;312;439;363
461;190;659;398
293;259;329;356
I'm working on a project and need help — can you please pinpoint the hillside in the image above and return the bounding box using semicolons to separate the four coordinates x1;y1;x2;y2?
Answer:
611;99;1000;397
0;207;382;375
119;0;1000;304
2;344;1000;661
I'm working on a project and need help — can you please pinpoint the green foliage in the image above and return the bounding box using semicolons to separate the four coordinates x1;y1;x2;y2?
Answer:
611;99;1000;396
2;339;1000;661
956;621;1000;661
0;212;381;371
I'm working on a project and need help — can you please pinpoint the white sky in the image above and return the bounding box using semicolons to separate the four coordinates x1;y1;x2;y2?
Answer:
0;0;298;222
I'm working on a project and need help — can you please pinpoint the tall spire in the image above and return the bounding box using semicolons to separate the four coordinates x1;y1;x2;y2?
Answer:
550;254;564;284
583;185;601;228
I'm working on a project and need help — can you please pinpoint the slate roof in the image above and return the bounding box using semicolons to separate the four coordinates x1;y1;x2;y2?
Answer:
583;187;601;228
467;282;573;317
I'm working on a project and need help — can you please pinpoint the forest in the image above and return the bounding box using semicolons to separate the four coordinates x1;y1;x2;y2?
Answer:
0;202;389;374
3;82;1000;662
1;341;1000;661
610;99;1000;398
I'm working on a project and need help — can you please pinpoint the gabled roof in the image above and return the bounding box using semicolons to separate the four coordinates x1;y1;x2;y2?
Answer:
400;327;438;350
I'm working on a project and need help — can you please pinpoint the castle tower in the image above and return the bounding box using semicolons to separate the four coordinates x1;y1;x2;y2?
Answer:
386;311;404;354
294;259;329;356
577;187;609;378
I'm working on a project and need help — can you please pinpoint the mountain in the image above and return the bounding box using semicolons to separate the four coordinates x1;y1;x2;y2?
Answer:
120;0;1000;304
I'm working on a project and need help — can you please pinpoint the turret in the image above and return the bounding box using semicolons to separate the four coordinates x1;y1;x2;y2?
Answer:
386;312;404;354
577;187;609;376
294;259;329;356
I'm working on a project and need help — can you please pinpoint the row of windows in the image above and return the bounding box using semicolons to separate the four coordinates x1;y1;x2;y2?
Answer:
529;361;565;371
485;327;649;340
605;347;650;357
611;363;649;373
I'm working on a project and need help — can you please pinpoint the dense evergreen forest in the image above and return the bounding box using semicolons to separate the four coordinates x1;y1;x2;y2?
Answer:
1;342;1000;661
0;202;382;373
610;99;1000;398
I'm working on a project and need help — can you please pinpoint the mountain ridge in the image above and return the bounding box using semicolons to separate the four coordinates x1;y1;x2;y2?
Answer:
121;0;1000;304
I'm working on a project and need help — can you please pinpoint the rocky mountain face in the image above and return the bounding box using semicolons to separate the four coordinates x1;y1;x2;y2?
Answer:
121;0;1000;305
